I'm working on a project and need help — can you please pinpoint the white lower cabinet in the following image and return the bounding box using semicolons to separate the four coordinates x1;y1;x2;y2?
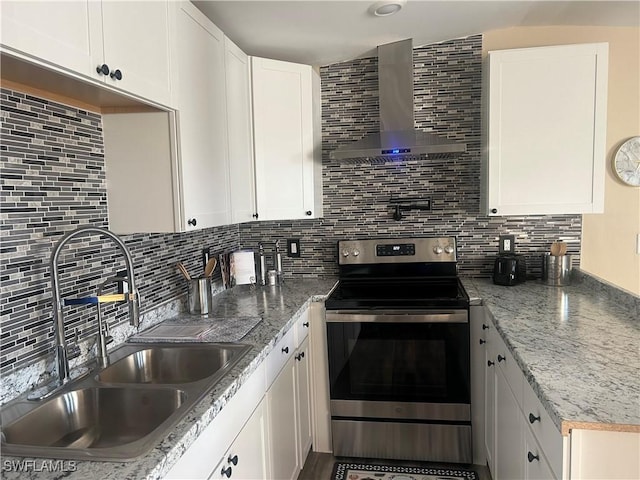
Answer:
211;399;268;480
495;363;525;480
295;335;312;467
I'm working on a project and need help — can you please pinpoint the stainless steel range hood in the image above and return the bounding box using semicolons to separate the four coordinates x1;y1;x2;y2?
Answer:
329;39;466;163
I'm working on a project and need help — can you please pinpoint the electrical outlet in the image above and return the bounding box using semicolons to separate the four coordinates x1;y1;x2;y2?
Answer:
287;239;301;258
499;235;515;254
202;248;210;270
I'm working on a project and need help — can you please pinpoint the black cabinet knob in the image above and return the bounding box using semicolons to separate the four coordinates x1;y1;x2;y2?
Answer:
282;346;289;354
497;354;506;363
482;324;489;330
305;210;312;216
491;208;498;214
110;69;123;80
295;351;305;361
96;64;110;76
479;339;486;345
529;413;541;424
227;455;238;466
221;466;232;477
303;322;309;327
252;213;259;219
187;218;197;227
487;360;495;367
527;452;540;463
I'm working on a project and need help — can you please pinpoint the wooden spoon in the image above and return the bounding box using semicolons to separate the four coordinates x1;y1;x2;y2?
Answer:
176;262;191;281
550;241;567;256
204;257;218;278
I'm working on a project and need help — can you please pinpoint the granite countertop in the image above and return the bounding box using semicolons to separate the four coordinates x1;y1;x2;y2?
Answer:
463;276;640;436
1;277;337;480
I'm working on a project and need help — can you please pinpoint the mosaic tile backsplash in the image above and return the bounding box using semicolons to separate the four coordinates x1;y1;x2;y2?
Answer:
241;35;582;277
0;34;581;378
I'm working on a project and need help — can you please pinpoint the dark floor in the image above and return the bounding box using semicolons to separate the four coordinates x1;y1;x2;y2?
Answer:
299;451;492;480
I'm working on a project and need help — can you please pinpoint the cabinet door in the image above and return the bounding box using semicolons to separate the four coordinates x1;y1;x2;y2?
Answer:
484;43;608;215
484;327;497;475
495;365;524;480
470;306;488;466
252;57;315;221
524;426;557;480
0;1;103;75
101;0;172;106
211;400;268;480
225;36;257;224
267;355;299;480
174;2;230;230
295;337;312;467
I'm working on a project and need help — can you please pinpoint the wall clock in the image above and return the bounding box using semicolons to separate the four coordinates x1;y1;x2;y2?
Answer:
613;136;640;187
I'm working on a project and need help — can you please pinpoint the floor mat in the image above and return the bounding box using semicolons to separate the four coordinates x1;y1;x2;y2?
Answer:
331;461;478;480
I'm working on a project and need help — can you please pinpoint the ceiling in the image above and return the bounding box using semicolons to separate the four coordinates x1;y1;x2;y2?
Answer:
193;0;639;66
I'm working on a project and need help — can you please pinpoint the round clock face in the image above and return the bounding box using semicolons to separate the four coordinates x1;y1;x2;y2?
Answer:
614;136;640;187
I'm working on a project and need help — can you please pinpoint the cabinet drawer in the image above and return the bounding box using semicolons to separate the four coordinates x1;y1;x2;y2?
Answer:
266;326;295;387
524;424;558;480
523;379;563;478
294;308;310;349
493;330;523;404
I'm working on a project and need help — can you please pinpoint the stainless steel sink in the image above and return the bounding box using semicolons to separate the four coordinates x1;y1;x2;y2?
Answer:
1;342;252;461
97;345;239;384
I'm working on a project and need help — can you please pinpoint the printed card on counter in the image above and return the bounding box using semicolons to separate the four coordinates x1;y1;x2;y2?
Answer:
230;250;256;286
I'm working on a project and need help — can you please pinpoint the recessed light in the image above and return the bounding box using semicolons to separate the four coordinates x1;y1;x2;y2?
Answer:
370;0;406;17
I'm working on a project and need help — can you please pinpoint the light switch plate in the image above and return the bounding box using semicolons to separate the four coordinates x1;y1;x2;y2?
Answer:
287;239;301;257
499;235;515;254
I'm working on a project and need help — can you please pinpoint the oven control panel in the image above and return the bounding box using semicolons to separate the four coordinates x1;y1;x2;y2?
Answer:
338;237;457;264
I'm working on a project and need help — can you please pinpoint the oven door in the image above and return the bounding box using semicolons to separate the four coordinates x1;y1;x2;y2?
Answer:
326;310;470;421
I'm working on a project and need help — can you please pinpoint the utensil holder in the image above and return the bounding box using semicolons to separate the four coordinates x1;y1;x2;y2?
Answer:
188;277;213;315
542;254;572;286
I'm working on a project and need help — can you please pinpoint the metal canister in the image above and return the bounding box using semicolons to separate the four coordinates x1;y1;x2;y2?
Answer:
542;253;572;286
188;277;213;315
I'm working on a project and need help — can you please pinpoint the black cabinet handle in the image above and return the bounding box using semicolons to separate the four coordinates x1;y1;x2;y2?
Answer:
491;208;498;214
227;455;238;466
282;346;289;354
110;69;123;80
479;339;486;345
221;466;232;478
497;354;506;363
529;413;541;424
96;64;110;76
482;324;489;330
303;322;309;327
305;210;312;216
527;452;539;463
296;351;305;361
188;218;197;227
487;360;495;367
252;213;259;219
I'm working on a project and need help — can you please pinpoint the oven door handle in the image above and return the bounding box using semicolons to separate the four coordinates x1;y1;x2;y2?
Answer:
325;310;468;323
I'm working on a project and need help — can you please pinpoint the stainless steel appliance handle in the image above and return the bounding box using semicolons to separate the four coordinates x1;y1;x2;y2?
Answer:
325;310;468;323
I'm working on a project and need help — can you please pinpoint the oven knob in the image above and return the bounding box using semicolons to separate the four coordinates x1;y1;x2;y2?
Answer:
342;250;350;257
433;246;443;254
444;245;454;254
352;249;360;257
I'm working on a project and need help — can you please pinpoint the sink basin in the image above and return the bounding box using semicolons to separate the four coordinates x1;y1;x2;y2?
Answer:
1;342;253;461
2;387;184;449
97;345;241;384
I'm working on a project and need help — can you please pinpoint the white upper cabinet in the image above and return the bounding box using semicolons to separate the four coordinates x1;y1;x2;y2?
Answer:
99;1;172;106
251;57;323;221
173;1;230;230
225;37;257;224
482;43;608;216
0;0;173;107
0;1;102;75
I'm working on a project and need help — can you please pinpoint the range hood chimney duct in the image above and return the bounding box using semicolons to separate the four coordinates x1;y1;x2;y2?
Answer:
329;38;466;163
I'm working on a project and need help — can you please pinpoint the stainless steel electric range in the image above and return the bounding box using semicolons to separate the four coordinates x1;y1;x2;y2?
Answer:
324;237;471;464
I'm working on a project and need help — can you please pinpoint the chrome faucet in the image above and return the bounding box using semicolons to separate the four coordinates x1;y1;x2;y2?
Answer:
50;226;140;385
